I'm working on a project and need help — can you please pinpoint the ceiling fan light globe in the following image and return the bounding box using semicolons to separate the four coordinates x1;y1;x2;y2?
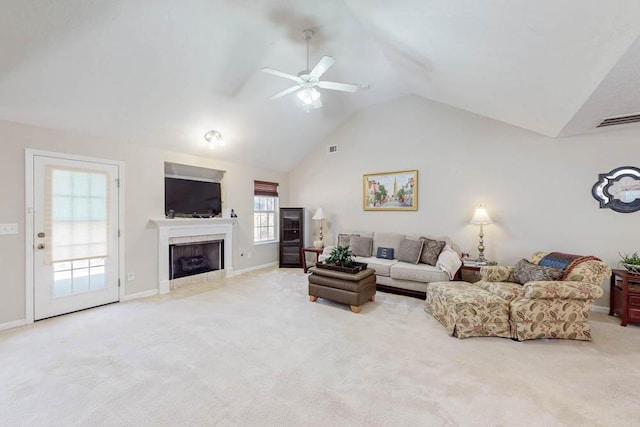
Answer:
310;87;321;101
296;87;321;105
296;89;312;105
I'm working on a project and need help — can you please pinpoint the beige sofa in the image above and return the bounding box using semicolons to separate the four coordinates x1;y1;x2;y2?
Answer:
320;231;461;298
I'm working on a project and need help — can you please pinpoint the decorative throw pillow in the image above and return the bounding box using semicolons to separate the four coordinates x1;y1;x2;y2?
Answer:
396;238;424;264
350;236;373;257
376;247;395;260
337;233;358;248
419;237;446;266
509;259;564;285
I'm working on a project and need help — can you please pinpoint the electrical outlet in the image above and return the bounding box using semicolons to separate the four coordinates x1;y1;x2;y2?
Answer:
127;272;135;281
0;223;18;235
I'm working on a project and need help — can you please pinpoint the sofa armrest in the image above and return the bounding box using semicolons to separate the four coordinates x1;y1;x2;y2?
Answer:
479;266;514;282
436;247;462;280
522;281;604;300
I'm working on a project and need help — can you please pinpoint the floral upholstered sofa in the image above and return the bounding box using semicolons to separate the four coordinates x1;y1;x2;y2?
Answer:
426;251;611;341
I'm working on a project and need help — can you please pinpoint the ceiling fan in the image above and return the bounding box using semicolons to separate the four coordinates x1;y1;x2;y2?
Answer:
261;29;358;111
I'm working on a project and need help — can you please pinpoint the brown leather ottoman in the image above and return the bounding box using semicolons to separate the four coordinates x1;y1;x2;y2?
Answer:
308;267;376;313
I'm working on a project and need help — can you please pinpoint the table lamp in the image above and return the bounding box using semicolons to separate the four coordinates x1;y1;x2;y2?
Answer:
312;208;326;249
470;204;493;262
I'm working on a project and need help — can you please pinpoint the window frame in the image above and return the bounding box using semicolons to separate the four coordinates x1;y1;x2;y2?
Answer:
253;195;279;244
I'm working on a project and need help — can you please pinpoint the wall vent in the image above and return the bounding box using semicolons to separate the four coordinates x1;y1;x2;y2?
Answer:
596;113;640;128
327;144;338;154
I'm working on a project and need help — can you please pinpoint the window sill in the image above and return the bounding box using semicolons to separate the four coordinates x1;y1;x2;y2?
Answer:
253;240;279;246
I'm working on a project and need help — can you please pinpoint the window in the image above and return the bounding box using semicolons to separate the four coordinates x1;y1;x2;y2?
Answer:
254;180;278;243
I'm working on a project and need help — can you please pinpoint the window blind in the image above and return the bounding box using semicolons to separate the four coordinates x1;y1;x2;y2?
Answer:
44;165;110;264
254;180;279;197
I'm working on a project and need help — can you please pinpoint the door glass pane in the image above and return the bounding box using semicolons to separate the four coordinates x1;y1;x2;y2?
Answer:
53;271;72;297
52;258;106;297
73;259;89;269
90;257;105;267
54;261;72;272
72;268;90;293
90;266;106;290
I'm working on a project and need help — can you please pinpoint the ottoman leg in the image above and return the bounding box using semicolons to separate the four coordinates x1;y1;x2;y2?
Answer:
309;295;318;302
370;295;375;302
350;305;361;313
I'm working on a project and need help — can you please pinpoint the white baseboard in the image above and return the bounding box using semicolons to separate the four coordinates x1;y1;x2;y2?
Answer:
591;305;609;314
0;319;27;332
234;262;278;276
121;289;158;302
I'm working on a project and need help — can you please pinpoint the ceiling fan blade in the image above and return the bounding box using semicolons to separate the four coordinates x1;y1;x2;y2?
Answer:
318;81;359;93
310;56;336;78
261;68;302;83
269;85;300;100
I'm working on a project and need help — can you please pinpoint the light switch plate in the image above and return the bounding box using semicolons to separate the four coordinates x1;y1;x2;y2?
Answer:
0;223;18;235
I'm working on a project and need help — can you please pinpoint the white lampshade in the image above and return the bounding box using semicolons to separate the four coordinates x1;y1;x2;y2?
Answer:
470;204;493;225
312;208;326;221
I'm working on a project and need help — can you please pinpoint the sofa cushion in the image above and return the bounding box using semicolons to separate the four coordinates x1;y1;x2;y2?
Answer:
355;256;397;277
337;233;358;248
396;238;424;264
419;237;446;266
350;236;373;257
509;259;564;285
372;233;404;256
390;262;449;283
376;247;394;260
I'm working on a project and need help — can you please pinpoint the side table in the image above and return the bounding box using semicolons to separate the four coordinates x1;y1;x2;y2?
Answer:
301;247;323;273
455;265;481;282
610;268;640;326
454;262;496;282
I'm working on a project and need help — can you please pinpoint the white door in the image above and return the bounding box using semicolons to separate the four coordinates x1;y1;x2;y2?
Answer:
32;154;120;320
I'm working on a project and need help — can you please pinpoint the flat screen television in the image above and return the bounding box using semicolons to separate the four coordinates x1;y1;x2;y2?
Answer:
165;177;222;217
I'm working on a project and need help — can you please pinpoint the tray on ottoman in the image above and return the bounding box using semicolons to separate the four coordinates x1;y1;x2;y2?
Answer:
314;261;368;274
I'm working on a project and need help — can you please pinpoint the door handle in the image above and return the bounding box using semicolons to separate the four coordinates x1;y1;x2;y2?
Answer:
37;244;45;250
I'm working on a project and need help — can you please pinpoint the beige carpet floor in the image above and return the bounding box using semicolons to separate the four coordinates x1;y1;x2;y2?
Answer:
1;268;639;426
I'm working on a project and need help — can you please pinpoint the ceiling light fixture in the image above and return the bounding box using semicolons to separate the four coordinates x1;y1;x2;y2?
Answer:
261;28;357;111
296;86;322;112
204;130;223;150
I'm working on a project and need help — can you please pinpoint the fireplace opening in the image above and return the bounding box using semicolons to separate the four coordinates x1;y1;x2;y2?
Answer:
169;239;224;279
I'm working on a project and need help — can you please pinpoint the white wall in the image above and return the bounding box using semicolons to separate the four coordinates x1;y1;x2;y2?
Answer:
0;120;288;325
290;95;640;308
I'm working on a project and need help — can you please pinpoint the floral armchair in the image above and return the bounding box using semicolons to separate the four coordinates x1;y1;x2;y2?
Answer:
476;252;611;341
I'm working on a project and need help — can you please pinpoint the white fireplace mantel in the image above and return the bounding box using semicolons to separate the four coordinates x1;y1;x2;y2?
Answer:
151;218;237;293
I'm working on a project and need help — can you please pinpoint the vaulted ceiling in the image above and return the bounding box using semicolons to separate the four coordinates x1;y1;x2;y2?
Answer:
1;1;639;171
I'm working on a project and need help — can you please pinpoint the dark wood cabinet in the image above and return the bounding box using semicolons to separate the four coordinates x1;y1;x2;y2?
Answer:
279;207;304;268
610;269;640;326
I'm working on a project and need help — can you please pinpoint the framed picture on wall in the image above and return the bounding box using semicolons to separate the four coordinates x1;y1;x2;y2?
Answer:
363;170;418;211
